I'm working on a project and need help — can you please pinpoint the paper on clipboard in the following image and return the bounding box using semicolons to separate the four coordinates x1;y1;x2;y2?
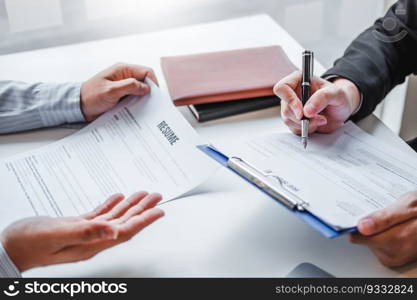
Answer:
215;122;417;230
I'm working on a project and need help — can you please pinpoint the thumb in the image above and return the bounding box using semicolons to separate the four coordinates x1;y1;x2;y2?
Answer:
303;84;339;118
61;221;118;245
108;78;150;99
358;193;417;236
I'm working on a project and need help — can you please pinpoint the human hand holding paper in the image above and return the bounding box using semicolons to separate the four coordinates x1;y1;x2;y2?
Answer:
350;191;417;267
80;63;158;122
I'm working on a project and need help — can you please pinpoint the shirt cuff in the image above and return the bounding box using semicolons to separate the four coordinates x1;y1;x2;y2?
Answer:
0;243;21;278
322;74;363;117
37;82;86;127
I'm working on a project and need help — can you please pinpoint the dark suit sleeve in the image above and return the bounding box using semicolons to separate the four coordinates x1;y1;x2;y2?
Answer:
322;0;417;121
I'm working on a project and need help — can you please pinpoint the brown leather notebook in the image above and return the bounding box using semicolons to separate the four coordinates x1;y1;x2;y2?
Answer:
161;45;297;106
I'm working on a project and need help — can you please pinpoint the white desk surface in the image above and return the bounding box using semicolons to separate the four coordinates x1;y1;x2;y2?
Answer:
1;14;416;277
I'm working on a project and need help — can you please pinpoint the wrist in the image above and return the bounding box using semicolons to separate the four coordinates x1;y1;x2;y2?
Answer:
333;78;361;115
80;82;95;122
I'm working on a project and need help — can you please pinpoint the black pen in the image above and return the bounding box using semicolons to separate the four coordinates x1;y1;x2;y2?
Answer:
301;50;314;149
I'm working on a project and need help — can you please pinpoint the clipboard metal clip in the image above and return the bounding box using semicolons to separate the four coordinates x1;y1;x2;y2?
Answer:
228;156;309;211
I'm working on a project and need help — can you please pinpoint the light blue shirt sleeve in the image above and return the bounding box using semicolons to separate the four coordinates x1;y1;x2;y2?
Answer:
0;81;86;275
0;81;85;134
0;243;21;278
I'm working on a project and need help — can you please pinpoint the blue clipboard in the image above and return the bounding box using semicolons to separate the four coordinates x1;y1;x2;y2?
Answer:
198;144;356;239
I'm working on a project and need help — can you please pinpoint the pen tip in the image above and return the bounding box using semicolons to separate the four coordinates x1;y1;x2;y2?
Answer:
302;139;307;149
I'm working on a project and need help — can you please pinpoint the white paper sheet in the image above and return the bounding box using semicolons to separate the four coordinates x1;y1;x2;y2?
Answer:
0;80;218;230
218;122;417;229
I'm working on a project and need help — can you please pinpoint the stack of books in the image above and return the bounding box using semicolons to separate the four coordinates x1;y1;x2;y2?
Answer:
161;45;295;122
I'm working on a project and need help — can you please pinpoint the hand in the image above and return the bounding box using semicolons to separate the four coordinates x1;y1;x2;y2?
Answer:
350;192;417;267
0;192;164;272
273;71;361;135
81;63;158;122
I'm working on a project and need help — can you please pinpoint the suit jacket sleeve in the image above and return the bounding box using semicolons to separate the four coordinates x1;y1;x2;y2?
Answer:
322;0;417;121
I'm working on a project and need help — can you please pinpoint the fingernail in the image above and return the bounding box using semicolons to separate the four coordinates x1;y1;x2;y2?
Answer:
141;82;150;90
100;227;117;239
318;119;327;126
358;217;374;234
304;105;313;115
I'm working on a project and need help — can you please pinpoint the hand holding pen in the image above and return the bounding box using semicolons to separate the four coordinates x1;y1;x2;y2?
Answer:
273;54;361;140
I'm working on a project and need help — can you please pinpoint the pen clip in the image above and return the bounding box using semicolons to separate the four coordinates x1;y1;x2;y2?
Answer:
309;51;314;78
228;157;308;211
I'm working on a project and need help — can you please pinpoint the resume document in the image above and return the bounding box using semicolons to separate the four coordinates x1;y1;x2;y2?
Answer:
0;81;218;230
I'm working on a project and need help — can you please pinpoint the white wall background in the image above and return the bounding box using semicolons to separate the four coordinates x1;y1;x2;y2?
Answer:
0;0;410;136
0;0;386;68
